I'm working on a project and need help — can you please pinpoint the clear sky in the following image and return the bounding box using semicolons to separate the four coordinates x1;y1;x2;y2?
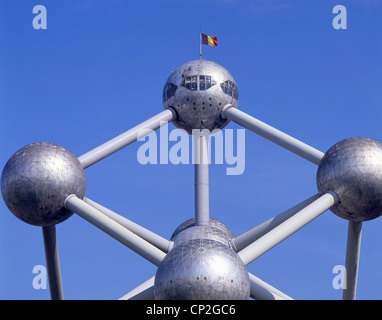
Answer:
1;0;382;300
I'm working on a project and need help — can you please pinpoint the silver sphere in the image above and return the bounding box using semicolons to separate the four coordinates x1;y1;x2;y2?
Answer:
163;59;239;134
317;137;382;221
154;239;250;300
1;142;86;226
172;225;232;247
171;217;234;240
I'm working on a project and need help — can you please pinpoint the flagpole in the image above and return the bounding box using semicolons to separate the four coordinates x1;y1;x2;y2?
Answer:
200;29;202;59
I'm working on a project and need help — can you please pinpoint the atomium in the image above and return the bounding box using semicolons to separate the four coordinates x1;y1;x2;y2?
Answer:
2;56;381;300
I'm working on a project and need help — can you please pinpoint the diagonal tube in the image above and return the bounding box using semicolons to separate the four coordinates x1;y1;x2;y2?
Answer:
231;194;321;252
64;195;166;266
119;276;155;300
78;109;176;169
84;197;172;253
223;105;324;165
248;272;293;300
238;192;338;266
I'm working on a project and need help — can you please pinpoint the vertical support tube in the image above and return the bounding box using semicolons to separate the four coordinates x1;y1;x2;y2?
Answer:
42;225;64;300
194;133;209;226
342;220;362;300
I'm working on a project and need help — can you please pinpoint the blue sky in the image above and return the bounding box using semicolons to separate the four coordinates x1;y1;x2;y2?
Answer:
1;0;382;300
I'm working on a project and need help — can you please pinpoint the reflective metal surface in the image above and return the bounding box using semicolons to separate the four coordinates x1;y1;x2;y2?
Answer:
163;59;239;134
154;239;250;300
1;142;86;226
172;225;231;247
317;137;382;221
155;218;248;300
171;217;234;240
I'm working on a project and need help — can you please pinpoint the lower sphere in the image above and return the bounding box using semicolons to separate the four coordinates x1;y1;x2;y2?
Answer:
171;225;232;247
170;217;234;240
1;142;86;226
154;239;250;300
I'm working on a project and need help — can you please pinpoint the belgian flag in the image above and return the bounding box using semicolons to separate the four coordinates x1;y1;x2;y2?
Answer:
202;33;218;47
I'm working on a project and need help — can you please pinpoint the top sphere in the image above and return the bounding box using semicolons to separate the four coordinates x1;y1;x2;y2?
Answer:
317;137;382;221
1;142;86;226
163;59;239;134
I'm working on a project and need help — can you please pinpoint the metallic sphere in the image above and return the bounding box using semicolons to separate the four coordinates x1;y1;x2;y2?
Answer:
163;59;239;134
172;225;232;247
154;239;250;300
171;217;234;240
1;142;86;226
317;137;382;221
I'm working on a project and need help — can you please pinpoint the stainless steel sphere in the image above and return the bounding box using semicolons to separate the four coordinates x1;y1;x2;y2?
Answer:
171;217;234;240
317;137;382;221
1;142;86;226
163;59;239;134
154;239;250;300
172;225;232;247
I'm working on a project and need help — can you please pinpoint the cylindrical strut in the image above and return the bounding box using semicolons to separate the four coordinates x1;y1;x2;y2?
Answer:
238;192;338;266
42;225;64;300
78;109;176;169
342;220;362;300
194;133;210;226
223;105;324;165
64;195;166;266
